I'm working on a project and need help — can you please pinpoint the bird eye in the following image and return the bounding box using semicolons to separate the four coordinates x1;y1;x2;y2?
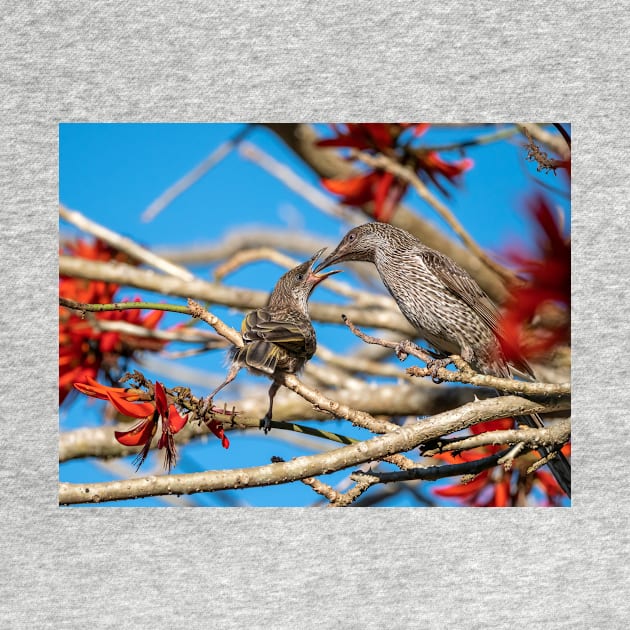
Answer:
348;233;356;242
296;273;304;281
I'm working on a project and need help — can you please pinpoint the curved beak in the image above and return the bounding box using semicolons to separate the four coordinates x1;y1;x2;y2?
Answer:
312;246;344;274
306;248;342;286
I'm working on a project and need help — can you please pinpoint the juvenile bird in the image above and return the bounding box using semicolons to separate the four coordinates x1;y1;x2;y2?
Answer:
209;249;339;433
316;222;571;497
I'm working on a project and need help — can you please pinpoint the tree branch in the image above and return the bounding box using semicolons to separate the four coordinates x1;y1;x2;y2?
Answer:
59;393;569;504
60;205;195;281
59;256;415;334
343;316;570;396
156;227;332;265
406;362;570;397
350;449;509;485
517;123;571;160
60;378;485;462
349;149;516;283
421;418;571;456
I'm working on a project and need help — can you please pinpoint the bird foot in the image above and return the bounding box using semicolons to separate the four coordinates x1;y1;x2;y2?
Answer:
395;340;415;361
426;357;453;383
260;415;272;434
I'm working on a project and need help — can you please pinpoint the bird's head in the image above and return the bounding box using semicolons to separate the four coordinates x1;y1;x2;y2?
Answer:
269;248;341;310
314;223;393;271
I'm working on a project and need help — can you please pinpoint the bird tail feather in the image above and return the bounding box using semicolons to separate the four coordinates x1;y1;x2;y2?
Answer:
243;341;279;375
515;412;571;498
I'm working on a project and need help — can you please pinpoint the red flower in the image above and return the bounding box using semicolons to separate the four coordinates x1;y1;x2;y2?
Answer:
414;149;474;197
498;195;570;363
74;378;195;472
318;123;473;222
205;419;230;450
59;238;169;405
432;419;568;507
321;170;407;224
317;123;424;153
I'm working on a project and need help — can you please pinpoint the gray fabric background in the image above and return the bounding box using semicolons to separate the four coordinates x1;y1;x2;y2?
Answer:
1;1;628;627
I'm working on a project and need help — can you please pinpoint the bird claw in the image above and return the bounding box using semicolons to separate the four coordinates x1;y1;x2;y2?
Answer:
395;340;412;361
260;415;272;434
426;357;452;383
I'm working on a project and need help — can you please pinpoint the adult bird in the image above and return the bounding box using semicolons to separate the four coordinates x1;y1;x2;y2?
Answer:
315;222;571;497
209;248;340;433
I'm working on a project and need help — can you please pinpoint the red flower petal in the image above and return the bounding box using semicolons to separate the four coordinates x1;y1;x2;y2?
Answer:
321;174;373;198
154;381;168;418
106;390;155;418
115;417;156;446
471;418;513;435
410;123;430;136
73;378;114;399
434;473;488;497
99;331;120;353
207;419;230;449
141;309;165;330
373;172;407;222
362;123;396;150
535;470;563;497
167;405;188;433
493;478;509;507
317;136;370;150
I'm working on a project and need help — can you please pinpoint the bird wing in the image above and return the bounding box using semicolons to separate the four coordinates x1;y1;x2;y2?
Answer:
420;249;500;333
420;250;536;378
242;309;314;358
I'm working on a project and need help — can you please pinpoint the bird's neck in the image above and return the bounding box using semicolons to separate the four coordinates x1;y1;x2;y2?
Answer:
373;242;395;269
268;292;310;316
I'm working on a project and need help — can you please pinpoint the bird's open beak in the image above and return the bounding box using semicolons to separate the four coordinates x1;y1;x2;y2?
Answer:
312;246;343;274
307;248;341;286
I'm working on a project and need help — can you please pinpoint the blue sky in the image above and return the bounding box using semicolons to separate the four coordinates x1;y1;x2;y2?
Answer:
59;123;570;507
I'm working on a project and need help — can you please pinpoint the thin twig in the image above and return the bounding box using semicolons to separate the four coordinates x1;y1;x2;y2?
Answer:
521;128;568;174
60;205;195;281
141;124;254;222
552;123;571;149
343;316;571;397
84;318;225;345
421;418;571;456
272;456;343;503
187;299;243;347
407;360;571;396
343;314;431;362
330;474;380;507
498;443;526;470
60;297;191;316
349;149;516;283
239;141;359;223
516;123;571;160
60;297;226;344
419;126;520;153
351;449;512;485
526;449;564;474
